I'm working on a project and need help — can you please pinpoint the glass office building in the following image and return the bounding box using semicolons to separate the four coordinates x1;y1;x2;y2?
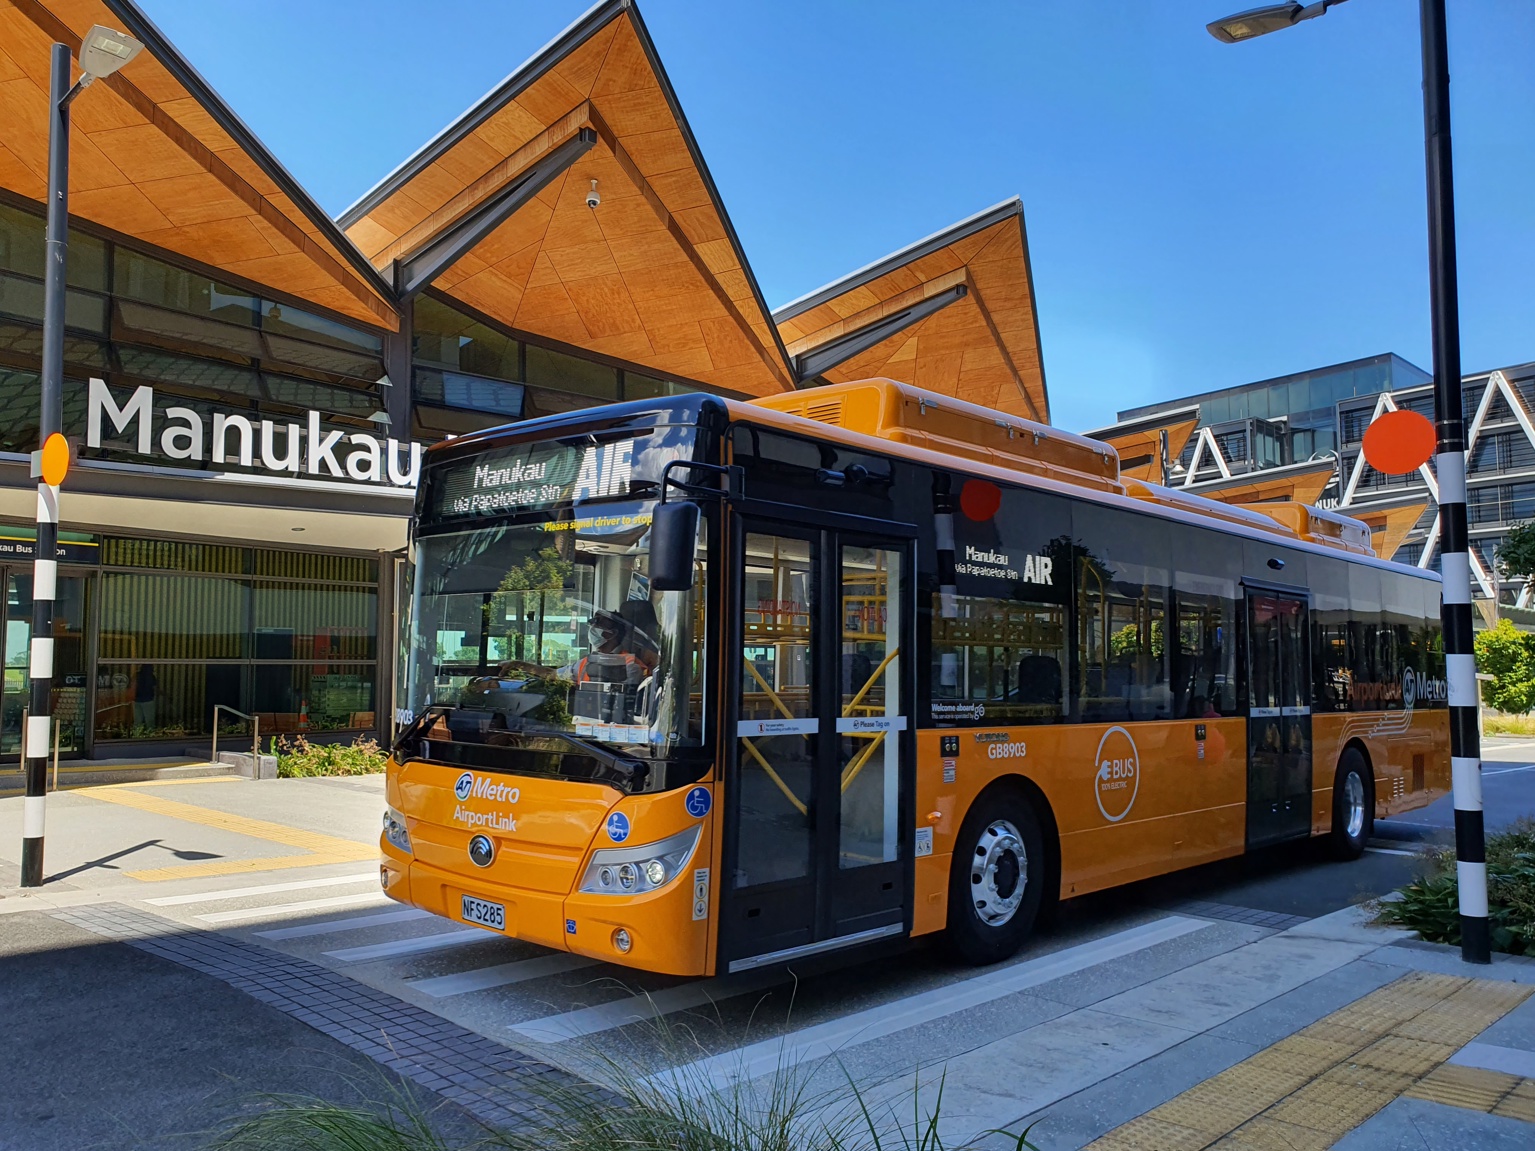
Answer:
1103;353;1535;615
1117;354;1432;481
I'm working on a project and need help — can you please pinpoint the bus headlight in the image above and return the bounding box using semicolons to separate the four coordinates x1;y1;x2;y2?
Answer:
579;825;700;895
382;807;412;855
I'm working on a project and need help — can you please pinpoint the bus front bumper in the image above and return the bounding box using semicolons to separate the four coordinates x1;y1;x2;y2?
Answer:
380;842;710;976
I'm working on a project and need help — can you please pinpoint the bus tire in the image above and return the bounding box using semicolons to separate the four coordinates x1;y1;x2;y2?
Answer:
947;787;1046;965
1330;748;1373;861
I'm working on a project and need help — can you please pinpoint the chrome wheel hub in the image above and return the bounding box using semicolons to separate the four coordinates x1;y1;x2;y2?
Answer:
1344;772;1365;840
971;819;1027;927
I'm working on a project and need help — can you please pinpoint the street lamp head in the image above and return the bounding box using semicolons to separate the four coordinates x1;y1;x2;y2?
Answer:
79;25;144;80
1206;1;1342;44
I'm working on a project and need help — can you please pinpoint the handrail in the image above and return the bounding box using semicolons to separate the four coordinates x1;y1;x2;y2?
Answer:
212;704;261;778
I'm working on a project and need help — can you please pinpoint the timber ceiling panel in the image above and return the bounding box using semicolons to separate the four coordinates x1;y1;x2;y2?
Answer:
342;3;792;396
774;201;1048;423
0;0;395;329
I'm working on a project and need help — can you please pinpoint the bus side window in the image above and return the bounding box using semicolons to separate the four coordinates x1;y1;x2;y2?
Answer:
1072;506;1172;724
1171;592;1235;718
1310;556;1351;712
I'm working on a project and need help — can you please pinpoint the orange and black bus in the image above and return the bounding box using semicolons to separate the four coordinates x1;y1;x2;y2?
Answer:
382;379;1448;976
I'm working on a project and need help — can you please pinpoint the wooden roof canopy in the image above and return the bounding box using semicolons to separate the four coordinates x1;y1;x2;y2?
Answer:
0;0;396;329
772;200;1049;423
1188;460;1338;508
1085;407;1200;482
340;0;795;397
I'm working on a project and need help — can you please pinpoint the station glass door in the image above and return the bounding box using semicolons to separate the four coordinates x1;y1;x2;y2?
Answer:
723;523;912;970
1;569;91;761
1245;590;1312;846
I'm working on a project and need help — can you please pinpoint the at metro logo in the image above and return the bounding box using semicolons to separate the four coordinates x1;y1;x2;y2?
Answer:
85;378;421;488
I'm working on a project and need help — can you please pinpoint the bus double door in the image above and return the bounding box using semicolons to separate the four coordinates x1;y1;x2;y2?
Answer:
721;519;913;971
1245;589;1312;847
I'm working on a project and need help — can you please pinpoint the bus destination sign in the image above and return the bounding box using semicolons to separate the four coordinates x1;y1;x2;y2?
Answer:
429;439;636;519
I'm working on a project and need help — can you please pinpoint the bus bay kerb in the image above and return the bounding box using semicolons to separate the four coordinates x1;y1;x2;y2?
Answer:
379;377;1448;978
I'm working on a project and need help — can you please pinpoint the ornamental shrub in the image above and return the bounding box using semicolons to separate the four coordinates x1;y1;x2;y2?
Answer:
1378;819;1535;955
273;734;386;778
1474;619;1535;714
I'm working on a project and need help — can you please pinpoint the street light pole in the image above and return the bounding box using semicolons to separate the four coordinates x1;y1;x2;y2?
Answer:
20;27;142;888
20;42;72;889
1205;0;1489;962
1419;0;1488;964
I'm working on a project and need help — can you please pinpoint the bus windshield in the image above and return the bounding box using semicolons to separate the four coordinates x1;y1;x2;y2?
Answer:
399;427;706;789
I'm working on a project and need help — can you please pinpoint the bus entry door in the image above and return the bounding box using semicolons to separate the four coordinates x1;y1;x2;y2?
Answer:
1244;590;1312;847
722;524;913;972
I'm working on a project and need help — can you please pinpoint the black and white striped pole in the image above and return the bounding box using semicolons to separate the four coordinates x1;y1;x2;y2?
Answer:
1205;0;1489;962
20;29;142;887
1420;0;1488;964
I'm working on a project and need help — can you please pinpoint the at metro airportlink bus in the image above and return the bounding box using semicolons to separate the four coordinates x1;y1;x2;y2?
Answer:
381;378;1449;977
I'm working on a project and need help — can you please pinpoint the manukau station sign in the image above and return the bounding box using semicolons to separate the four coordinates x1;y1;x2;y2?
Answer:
86;379;421;489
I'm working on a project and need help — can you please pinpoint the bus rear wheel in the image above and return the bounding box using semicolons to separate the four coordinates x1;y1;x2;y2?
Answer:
1330;748;1373;861
947;788;1046;965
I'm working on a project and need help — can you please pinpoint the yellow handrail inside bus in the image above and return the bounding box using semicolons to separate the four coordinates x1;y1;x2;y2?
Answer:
739;735;808;816
745;660;799;723
840;730;886;793
843;646;900;715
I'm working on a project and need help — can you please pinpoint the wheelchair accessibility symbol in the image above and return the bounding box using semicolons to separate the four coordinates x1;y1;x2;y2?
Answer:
606;811;630;843
685;786;711;818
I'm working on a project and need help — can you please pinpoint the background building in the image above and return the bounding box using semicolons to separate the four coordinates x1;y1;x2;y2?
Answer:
0;0;1048;760
1090;355;1535;622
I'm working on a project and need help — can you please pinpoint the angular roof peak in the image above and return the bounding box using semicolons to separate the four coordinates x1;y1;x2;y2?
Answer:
341;0;794;396
0;0;396;328
773;199;1049;423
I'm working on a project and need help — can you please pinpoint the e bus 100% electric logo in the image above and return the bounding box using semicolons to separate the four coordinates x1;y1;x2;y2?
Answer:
1094;726;1140;823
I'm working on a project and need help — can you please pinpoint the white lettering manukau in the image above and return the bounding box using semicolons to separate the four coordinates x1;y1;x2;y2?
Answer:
86;379;420;489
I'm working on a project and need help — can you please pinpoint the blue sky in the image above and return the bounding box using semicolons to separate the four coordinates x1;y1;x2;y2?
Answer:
138;0;1533;433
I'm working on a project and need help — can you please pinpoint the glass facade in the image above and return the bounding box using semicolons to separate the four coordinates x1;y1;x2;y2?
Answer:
1115;349;1535;609
1135;354;1434;481
410;293;693;441
0;198;389;471
0;534;381;755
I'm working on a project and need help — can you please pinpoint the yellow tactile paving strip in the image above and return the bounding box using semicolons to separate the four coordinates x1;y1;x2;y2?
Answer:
1084;971;1533;1150
1408;1063;1535;1122
79;785;375;881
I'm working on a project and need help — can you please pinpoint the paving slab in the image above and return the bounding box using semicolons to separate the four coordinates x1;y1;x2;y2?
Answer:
1331;1096;1535;1149
1466;991;1535;1055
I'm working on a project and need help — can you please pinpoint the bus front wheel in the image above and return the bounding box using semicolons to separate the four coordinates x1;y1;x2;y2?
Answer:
1330;748;1373;861
947;787;1046;965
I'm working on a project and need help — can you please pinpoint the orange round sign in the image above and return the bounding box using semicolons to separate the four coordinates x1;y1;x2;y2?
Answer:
40;432;68;486
1362;409;1436;475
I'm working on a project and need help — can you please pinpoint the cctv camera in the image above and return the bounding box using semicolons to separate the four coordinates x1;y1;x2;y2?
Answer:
586;179;601;209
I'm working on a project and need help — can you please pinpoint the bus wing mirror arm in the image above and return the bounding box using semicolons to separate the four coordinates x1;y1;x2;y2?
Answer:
657;460;743;503
651;462;737;591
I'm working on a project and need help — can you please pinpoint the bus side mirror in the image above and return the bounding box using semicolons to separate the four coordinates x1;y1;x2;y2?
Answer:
649;501;699;591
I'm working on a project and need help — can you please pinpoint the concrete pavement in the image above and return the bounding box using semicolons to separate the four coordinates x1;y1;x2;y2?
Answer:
3;766;1535;1148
